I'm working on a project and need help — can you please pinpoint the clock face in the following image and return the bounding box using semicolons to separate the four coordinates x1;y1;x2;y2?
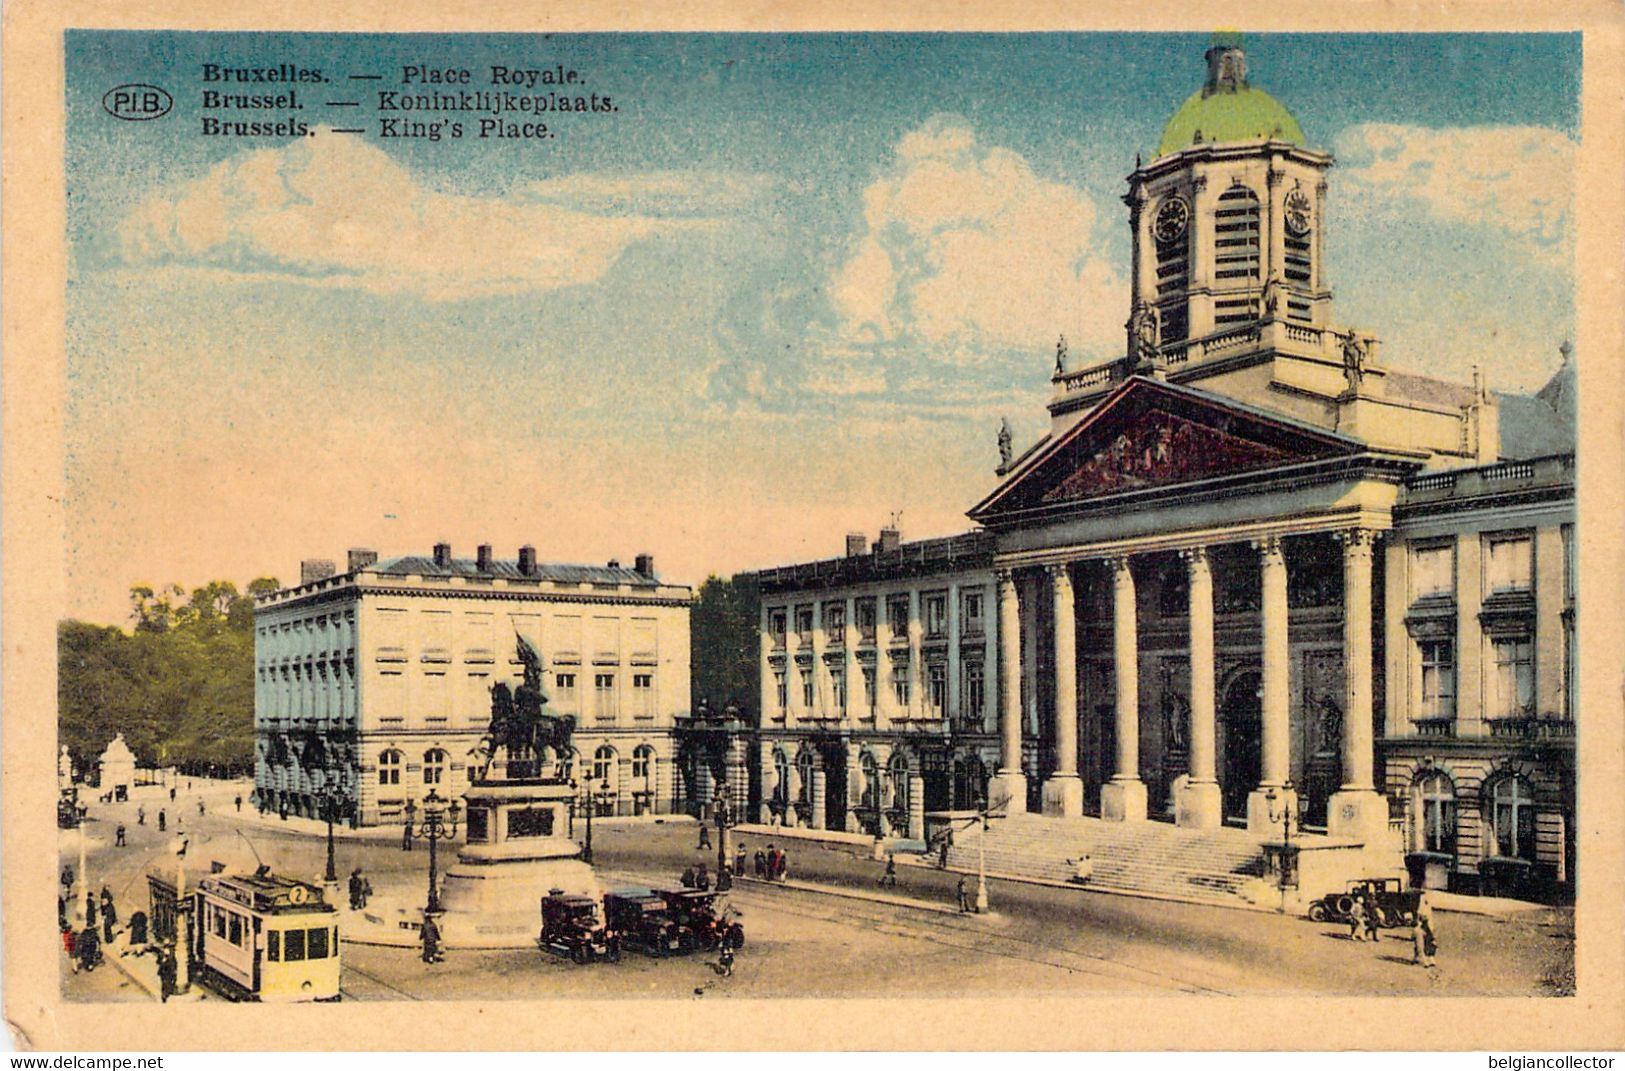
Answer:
1284;189;1312;236
1153;196;1190;243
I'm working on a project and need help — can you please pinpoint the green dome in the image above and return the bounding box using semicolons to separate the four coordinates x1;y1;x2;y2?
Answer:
1156;85;1305;157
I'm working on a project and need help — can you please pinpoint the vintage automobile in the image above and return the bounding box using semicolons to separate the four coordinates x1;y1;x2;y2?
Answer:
652;888;745;953
538;893;616;964
1306;877;1420;928
601;890;684;957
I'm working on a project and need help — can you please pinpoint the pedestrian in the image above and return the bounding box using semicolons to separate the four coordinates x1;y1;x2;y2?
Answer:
698;823;712;850
735;843;747;877
696;863;711;892
362;874;373;908
64;926;79;973
77;924;100;973
1412;891;1438;969
169;787;176;802
1365;895;1382;944
421;914;443;964
765;844;779;880
100;887;117;941
234;794;242;813
774;849;789;882
85;893;98;930
879;852;898;888
753;850;767;879
116;823;127;847
1072;854;1094;884
718;943;735;977
681;866;697;889
58;894;67;930
348;868;365;910
157;946;176;1002
938;828;954;869
198;798;206;817
1347;894;1367;941
716;866;734;892
956;875;971;913
158;809;167;832
403;819;414;852
137;806;146;826
128;910;148;948
61;865;75;894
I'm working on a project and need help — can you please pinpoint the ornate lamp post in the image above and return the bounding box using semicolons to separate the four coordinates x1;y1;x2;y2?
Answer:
319;779;347;885
1265;779;1300;913
574;779;610;864
713;786;731;876
403;789;462;915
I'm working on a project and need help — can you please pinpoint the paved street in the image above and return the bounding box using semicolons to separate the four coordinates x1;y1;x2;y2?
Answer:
59;779;1574;1002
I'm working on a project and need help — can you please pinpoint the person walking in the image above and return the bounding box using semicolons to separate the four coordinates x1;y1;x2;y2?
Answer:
1347;894;1368;941
100;888;117;944
956;875;971;913
157;809;167;833
774;849;789;882
1364;895;1382;944
61;865;75;895
1071;854;1094;884
116;823;127;848
58;895;67;931
157;946;176;1002
169;787;176;802
735;843;747;877
348;868;366;910
128;910;148;948
198;798;206;818
420;914;444;964
753;849;767;879
77;924;101;973
697;822;712;851
137;805;146;826
717;942;736;977
234;795;243;814
1412;891;1438;968
938;828;954;869
85;893;98;930
64;926;80;974
879;852;898;888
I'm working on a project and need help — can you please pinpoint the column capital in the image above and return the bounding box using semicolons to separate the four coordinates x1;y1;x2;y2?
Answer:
1251;534;1285;560
994;566;1018;586
1335;527;1380;553
1043;561;1074;584
1107;554;1135;578
1179;545;1210;569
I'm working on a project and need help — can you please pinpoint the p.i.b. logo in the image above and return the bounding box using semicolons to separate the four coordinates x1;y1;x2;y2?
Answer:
102;83;173;121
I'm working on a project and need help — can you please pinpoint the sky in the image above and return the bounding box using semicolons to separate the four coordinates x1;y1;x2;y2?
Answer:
63;31;1582;624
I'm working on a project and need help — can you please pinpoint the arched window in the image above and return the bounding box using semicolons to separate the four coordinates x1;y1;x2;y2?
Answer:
631;745;655;790
1488;775;1536;860
555;747;576;783
378;749;402;787
422;748;447;786
1415;770;1456;855
888;753;910;813
593;745;617;786
773;749;791;805
860;753;881;810
796;750;815;804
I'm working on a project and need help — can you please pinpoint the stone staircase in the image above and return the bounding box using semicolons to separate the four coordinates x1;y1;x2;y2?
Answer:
943;812;1271;909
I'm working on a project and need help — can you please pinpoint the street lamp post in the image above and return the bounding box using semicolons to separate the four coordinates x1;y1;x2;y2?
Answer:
403;789;462;915
320;781;345;885
713;787;731;876
1265;779;1300;913
976;812;990;914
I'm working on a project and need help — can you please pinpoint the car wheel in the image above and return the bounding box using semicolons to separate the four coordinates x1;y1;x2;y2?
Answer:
1307;903;1328;923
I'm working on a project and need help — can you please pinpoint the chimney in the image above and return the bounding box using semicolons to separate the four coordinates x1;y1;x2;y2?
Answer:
476;544;493;572
518;545;537;576
846;532;867;558
607;558;621;570
432;542;452;569
347;548;378;573
300;559;337;585
634;553;655;577
878;526;901;554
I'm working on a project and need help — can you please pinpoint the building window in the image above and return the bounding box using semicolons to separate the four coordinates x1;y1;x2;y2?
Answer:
887;597;910;639
422;748;447;786
963;661;985;722
888;754;910;815
592;745;615;785
794;605;814;638
824;603;846;639
830;665;846;710
1488;775;1536;860
594;673;618;718
772;750;791;805
773;669;788;712
1154;193;1190;343
1416;771;1456;855
923;593;947;638
768;610;787;648
1411;544;1455;599
861;666;877;713
796;751;814;804
962;590;985;635
554;672;577;707
378;749;402;786
860;753;881;811
631;745;653;784
1491;637;1534;718
855;599;877;643
1486;535;1533;594
1418;640;1455;719
927;662;947;717
892;667;910;709
632;672;654;718
799;667;814;709
556;748;576;783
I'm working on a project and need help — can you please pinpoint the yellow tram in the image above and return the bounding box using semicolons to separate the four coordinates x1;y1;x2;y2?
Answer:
192;869;341;1002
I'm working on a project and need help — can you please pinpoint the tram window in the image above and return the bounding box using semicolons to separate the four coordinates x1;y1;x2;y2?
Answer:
267;931;280;961
214;910;227;939
229;914;244;947
308;926;329;960
285;928;306;962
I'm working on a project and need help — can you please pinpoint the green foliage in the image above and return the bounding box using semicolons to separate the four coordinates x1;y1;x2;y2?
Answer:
690;573;760;717
58;577;279;771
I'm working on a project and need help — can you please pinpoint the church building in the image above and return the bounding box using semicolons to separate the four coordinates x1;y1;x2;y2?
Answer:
743;36;1576;901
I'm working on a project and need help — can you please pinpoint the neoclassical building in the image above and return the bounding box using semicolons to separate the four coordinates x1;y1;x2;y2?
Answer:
745;37;1576;899
253;544;692;826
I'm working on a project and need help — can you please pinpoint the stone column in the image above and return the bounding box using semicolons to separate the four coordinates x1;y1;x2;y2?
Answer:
989;568;1028;811
810;601;828;718
756;740;775;823
810;767;827;831
1042;563;1083;816
1176;547;1222;828
1329;530;1388;842
907;589;924;719
874;597;895;731
842;596;858;722
785;756;802;828
908;772;926;839
761;605;778;722
1534;526;1566;716
947;582;962;723
655;755;674;816
1248;536;1296;834
845;747;864;834
1455;534;1485;738
1101;556;1147;821
982;582;997;732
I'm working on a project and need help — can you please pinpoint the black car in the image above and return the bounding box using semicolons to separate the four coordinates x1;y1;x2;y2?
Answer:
602;890;684;957
539;894;615;964
1307;878;1420;927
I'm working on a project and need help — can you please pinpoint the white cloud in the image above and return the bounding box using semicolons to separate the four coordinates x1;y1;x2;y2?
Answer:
828;114;1124;370
117;129;763;300
1334;123;1575;262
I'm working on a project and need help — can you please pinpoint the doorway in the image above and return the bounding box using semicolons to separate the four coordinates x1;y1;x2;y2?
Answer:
1221;670;1262;821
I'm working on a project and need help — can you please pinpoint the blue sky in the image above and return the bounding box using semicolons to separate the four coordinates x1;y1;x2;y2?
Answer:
64;31;1581;622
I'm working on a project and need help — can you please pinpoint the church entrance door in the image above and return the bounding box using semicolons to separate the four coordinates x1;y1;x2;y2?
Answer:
1221;671;1262;821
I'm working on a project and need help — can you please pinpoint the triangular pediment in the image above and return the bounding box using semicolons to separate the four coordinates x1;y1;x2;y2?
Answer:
971;377;1363;520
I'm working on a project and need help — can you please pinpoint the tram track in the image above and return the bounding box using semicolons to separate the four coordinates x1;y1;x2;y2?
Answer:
340;960;424;1001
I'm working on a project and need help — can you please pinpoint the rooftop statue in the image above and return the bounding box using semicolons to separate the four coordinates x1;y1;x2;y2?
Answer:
478;634;575;780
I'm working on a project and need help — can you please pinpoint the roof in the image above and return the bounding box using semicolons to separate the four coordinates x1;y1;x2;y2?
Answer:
369;555;660;587
1158;85;1305;157
1496;390;1575;459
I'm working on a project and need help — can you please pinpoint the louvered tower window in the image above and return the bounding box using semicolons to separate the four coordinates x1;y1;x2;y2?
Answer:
1284;191;1314;322
1213;185;1260;327
1154;214;1190;344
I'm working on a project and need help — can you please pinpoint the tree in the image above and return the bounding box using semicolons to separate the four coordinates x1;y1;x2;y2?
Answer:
690;573;760;717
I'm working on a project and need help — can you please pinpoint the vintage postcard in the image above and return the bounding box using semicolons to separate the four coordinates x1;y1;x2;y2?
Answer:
5;0;1624;1053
